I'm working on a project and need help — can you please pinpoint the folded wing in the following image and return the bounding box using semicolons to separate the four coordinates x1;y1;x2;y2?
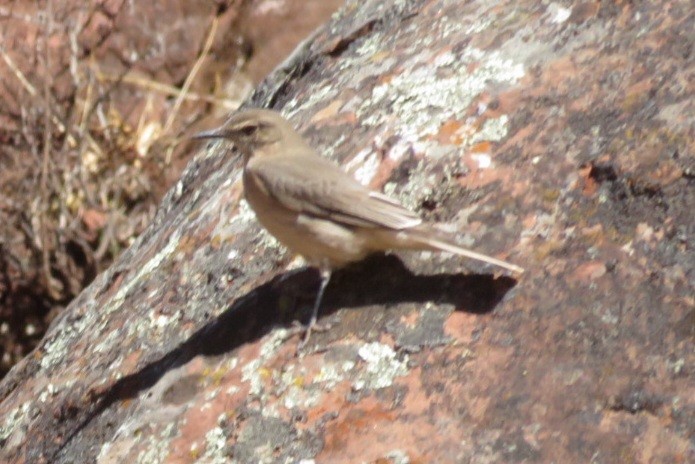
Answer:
247;152;422;230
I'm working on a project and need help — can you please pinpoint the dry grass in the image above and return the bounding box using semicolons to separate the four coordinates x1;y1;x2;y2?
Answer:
0;1;249;377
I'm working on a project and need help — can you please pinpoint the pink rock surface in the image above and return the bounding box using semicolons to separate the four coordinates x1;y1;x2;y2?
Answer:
1;0;693;462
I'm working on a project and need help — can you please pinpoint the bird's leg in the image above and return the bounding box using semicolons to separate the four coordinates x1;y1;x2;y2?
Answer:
300;268;331;347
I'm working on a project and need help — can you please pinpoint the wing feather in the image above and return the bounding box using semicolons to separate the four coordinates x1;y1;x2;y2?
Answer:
246;153;422;230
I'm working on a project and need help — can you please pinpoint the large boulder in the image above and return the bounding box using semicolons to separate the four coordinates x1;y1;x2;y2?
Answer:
1;0;692;462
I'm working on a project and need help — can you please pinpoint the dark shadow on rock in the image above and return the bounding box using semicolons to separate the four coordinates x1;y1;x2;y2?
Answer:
325;254;517;315
196;254;517;357
104;254;515;395
59;254;517;460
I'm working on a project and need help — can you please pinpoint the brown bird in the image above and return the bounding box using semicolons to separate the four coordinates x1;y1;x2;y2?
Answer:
195;108;523;343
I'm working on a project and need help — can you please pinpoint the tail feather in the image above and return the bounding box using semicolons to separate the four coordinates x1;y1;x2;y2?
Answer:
388;227;524;274
363;226;525;274
420;235;524;273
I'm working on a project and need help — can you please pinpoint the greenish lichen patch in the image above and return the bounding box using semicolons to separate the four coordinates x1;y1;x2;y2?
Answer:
241;329;292;396
0;401;31;445
200;425;229;464
135;422;176;464
352;342;408;391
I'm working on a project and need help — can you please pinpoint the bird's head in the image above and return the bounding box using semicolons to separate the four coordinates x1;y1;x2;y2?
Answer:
193;108;306;160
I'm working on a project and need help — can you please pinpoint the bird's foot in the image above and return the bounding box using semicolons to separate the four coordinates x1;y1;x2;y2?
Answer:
291;320;333;355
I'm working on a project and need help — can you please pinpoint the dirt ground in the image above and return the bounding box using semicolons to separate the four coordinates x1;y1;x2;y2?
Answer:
0;0;344;379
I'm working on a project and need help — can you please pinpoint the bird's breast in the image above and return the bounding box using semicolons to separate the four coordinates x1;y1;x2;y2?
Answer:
243;168;296;231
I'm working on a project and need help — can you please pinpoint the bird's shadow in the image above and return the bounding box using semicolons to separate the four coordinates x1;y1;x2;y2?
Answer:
183;253;516;358
99;254;517;408
63;255;519;458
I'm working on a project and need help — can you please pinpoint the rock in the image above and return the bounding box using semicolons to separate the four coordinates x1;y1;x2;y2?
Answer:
1;0;693;462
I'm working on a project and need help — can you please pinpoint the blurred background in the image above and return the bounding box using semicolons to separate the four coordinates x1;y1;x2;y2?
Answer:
0;0;344;379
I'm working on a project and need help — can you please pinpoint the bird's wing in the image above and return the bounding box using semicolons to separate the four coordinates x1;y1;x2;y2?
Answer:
246;153;422;230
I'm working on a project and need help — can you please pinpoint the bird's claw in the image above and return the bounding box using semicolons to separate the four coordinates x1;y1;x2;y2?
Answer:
292;319;332;354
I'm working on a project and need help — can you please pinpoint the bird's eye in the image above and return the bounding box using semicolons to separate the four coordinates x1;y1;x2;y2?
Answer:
239;125;256;136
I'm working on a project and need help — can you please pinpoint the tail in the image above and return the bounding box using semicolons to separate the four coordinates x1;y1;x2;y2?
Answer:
389;227;525;274
421;234;524;273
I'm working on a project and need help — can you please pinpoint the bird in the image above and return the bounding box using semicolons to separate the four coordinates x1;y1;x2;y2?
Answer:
194;108;523;345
